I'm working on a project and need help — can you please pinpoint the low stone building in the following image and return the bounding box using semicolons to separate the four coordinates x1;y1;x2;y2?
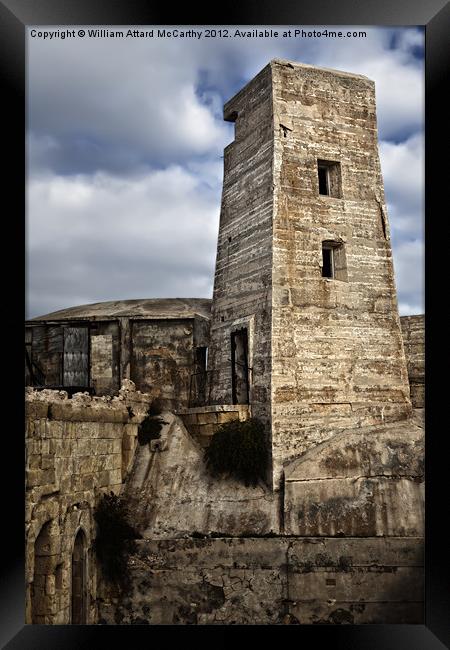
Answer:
25;298;211;409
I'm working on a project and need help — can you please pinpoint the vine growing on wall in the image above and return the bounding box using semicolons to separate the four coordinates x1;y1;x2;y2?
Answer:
137;413;167;445
93;492;140;592
204;418;268;487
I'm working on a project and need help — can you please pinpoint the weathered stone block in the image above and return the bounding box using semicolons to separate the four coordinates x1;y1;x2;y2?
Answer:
27;455;41;470
40;454;56;470
101;537;423;625
27;469;55;487
109;469;122;485
217;412;240;424
290;567;423;602
81;475;94;491
122;435;135;451
98;470;110;487
45;575;56;596
25;401;49;420
197;412;217;425
198;424;217;437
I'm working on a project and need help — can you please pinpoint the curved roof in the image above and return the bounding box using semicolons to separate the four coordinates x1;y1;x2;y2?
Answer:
29;298;212;322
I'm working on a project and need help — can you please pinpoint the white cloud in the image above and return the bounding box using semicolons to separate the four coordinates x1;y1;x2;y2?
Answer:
26;165;222;316
28;27;424;172
392;239;425;315
380;132;424;241
378;133;424;315
394;28;424;52
28;37;230;170
398;301;424;317
311;31;424;140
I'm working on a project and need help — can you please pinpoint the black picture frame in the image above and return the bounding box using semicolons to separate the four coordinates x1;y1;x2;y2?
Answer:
2;0;448;647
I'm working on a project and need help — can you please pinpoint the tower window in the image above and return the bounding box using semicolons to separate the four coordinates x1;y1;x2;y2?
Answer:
321;241;348;281
322;246;334;278
317;160;342;198
318;165;329;195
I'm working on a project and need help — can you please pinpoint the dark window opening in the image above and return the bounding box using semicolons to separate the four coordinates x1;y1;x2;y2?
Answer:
317;160;342;198
318;165;329;195
195;346;208;373
321;241;348;281
189;346;209;407
231;328;250;405
322;246;334;278
71;529;87;624
381;213;387;239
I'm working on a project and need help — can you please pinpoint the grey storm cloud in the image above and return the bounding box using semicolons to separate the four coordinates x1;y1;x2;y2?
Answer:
26;25;424;318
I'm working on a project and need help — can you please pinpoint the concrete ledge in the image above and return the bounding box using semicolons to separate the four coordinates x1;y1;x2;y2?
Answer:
176;405;250;448
283;418;424;537
176;405;250;415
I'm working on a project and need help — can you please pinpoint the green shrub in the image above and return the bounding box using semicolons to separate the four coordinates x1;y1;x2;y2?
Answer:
137;414;167;446
148;398;164;416
204;418;268;487
93;492;140;592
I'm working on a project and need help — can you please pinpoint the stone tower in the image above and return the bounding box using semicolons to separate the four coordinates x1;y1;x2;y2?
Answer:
207;59;411;489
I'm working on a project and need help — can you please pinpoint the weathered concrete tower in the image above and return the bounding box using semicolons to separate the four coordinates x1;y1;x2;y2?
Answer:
208;59;411;489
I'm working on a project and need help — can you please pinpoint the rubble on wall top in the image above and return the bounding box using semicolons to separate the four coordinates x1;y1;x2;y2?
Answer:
25;380;153;408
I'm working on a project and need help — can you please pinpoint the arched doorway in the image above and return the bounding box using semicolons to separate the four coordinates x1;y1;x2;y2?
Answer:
31;520;54;624
71;529;88;624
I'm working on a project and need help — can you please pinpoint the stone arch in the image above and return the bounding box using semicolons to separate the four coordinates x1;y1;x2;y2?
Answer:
31;519;59;624
71;528;88;624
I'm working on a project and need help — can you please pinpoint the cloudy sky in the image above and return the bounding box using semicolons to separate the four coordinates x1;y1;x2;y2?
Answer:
26;26;424;318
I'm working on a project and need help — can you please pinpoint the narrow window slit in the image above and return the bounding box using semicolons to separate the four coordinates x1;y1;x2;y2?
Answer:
322;246;334;278
318;165;329;195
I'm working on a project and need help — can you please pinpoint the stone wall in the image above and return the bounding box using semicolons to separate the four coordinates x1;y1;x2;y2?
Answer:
122;407;424;540
25;382;152;624
123;412;278;539
90;321;121;395
400;315;425;408
130;318;194;409
176;404;250;447
26;386;424;625
283;413;424;537
207;62;274;427
98;537;423;625
111;406;424;624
